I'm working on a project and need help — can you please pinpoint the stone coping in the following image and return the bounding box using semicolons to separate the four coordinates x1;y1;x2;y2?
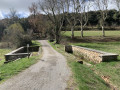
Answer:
5;53;30;56
4;46;40;63
72;45;119;56
5;47;24;55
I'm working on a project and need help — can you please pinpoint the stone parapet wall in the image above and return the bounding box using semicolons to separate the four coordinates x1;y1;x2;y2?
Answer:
72;45;118;63
65;45;119;63
72;46;102;63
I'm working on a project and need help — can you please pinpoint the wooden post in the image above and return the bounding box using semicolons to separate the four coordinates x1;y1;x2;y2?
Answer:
27;44;29;59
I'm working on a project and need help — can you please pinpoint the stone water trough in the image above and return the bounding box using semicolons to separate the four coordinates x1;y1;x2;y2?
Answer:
65;45;119;63
4;46;40;63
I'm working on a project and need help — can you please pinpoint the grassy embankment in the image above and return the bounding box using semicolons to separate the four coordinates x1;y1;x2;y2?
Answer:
72;42;120;89
0;40;41;83
49;41;110;90
60;31;120;89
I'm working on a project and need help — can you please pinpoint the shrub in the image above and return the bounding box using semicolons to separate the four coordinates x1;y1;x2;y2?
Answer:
2;23;32;48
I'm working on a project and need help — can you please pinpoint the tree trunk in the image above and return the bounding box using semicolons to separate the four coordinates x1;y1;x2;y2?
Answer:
102;26;105;37
55;34;60;44
71;27;74;39
81;25;83;38
55;26;60;44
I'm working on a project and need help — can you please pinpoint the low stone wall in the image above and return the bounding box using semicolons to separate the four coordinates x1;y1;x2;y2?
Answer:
65;45;119;63
24;46;40;52
4;46;40;63
5;53;30;63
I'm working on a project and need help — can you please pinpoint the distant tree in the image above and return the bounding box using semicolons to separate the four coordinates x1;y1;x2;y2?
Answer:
76;0;91;37
65;0;78;39
0;21;5;40
9;8;19;24
106;10;117;26
94;0;108;37
88;11;100;26
19;18;31;32
29;2;47;38
29;2;38;19
28;2;38;33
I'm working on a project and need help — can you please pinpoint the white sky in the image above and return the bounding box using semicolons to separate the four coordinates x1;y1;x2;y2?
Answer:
0;0;39;19
0;0;118;19
88;0;117;11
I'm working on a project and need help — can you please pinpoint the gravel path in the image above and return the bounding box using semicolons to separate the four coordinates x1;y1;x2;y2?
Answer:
0;40;71;90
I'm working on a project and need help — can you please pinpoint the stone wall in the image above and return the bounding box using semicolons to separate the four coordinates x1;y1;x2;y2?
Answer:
72;46;104;63
24;46;40;52
4;46;40;63
65;45;119;63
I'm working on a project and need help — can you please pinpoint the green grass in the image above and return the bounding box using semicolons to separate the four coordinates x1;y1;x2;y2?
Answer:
0;49;12;66
72;42;120;89
49;41;110;90
72;42;120;54
71;62;109;90
32;40;41;46
0;56;40;83
63;31;120;37
0;40;42;83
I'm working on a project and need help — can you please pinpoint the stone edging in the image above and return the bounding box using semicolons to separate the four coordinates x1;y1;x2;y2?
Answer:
65;45;119;63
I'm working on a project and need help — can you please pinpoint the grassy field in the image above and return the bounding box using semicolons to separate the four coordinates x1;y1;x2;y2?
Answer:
72;42;120;89
63;31;120;37
0;40;41;83
49;41;110;90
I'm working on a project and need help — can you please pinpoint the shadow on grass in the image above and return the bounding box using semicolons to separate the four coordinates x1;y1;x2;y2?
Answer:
63;36;120;43
103;59;120;63
0;77;2;81
76;44;104;50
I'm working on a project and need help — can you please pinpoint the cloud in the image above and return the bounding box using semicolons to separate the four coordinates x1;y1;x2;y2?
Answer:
108;0;117;10
86;0;117;11
0;0;118;19
0;0;39;19
0;11;4;19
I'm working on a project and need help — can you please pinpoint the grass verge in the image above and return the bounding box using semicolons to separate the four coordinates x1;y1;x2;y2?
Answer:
0;40;42;83
48;41;110;90
0;49;12;66
72;42;120;89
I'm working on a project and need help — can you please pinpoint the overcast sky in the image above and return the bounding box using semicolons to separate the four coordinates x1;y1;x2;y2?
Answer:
0;0;39;19
0;0;117;19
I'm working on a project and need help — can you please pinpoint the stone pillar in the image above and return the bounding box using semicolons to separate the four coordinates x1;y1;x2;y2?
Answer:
65;45;73;53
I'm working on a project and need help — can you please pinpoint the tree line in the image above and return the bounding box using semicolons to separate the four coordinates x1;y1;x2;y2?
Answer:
38;0;120;43
0;0;120;45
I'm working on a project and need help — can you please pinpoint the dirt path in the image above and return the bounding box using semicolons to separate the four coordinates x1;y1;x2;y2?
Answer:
0;40;71;90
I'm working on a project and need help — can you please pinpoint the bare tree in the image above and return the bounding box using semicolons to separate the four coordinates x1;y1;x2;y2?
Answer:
65;0;78;39
29;2;38;19
9;8;17;18
29;2;38;33
95;0;108;37
29;2;47;37
9;8;18;23
39;0;65;44
76;0;91;37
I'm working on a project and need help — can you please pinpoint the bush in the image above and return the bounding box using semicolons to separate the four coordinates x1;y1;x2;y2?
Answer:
19;35;32;47
2;23;32;48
